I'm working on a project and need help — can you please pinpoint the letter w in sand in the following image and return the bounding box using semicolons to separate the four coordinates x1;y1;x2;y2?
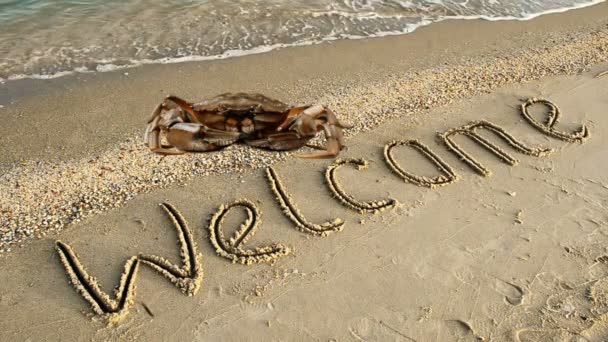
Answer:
55;203;203;325
438;120;552;177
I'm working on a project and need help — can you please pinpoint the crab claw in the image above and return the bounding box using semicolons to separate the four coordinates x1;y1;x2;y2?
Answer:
296;140;340;159
277;106;310;132
296;123;344;159
276;117;295;132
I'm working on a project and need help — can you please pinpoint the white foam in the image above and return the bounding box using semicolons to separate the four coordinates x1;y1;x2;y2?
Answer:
436;0;607;22
0;0;604;84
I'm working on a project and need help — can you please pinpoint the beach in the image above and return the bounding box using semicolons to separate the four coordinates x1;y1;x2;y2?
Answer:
1;2;608;340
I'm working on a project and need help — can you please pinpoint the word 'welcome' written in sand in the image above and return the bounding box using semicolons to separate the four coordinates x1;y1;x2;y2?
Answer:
55;98;590;324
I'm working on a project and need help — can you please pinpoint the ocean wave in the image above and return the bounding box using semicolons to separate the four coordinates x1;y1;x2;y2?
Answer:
0;0;605;84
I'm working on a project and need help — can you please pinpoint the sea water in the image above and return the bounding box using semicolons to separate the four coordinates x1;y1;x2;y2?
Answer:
0;0;604;82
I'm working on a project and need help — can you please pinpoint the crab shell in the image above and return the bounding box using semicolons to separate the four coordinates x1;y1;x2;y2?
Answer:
145;93;351;158
192;93;291;113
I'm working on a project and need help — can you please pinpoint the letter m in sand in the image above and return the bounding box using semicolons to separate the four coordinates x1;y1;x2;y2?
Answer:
438;120;552;177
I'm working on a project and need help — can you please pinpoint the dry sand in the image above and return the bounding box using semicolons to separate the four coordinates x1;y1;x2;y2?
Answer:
1;2;608;341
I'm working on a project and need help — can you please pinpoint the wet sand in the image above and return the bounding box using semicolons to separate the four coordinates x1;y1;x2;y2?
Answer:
1;2;608;341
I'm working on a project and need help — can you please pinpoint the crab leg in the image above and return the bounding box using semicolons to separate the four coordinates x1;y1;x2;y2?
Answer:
145;98;188;154
144;114;160;145
144;100;167;146
304;144;326;150
246;132;309;151
201;127;241;146
165;123;230;152
145;116;185;155
147;102;163;123
296;124;341;159
277;105;350;158
297;149;339;159
325;108;353;129
144;111;186;155
165;95;201;123
277;105;322;132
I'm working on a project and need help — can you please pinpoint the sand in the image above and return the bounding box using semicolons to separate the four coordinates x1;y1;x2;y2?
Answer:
1;2;608;341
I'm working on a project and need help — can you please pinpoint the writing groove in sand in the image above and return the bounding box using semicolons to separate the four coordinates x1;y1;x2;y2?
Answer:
325;158;398;214
384;139;458;188
438;120;553;177
208;199;291;265
55;203;203;325
596;70;608;78
266;166;345;236
55;98;591;323
520;97;590;143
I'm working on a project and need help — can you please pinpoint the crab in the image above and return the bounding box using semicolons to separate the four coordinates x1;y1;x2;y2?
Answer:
144;93;351;158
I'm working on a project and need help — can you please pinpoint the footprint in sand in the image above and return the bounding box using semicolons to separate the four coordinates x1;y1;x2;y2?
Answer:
516;328;583;342
443;320;484;341
348;317;417;341
493;278;525;306
578;313;608;342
